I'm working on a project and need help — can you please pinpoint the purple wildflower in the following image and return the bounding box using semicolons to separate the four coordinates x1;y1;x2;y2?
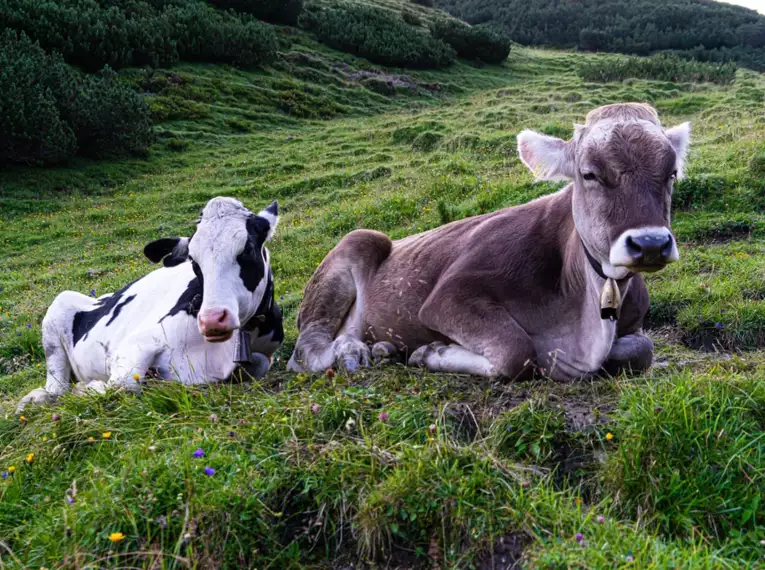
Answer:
378;412;389;422
311;404;320;415
26;323;32;329
16;333;21;337
66;497;75;504
597;515;605;524
626;555;634;563
575;533;584;542
715;323;723;329
1;472;7;479
193;448;205;458
204;467;216;476
90;289;97;297
228;431;236;438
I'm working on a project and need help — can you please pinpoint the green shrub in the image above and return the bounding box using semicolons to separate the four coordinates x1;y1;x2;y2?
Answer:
0;30;77;165
66;67;153;157
299;4;455;69
401;9;422;27
577;54;736;84
0;0;278;71
0;30;151;166
165;3;278;68
430;19;511;63
208;0;303;25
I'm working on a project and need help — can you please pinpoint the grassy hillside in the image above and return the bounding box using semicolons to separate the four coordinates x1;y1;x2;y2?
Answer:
1;15;765;570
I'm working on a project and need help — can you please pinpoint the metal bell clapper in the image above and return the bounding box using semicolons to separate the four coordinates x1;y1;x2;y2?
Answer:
234;330;254;364
600;277;622;321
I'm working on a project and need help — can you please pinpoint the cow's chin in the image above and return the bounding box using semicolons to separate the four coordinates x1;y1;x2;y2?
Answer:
630;263;668;274
203;331;234;343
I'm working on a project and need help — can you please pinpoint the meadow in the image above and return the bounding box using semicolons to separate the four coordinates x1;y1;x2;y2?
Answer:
1;23;765;569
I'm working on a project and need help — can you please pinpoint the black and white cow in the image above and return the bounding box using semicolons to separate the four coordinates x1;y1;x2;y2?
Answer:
17;197;283;412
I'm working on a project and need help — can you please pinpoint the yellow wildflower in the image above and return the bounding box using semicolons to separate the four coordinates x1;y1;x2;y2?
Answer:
102;432;112;439
605;432;614;441
8;466;16;473
132;373;140;381
42;437;48;442
109;532;125;543
19;416;26;422
88;436;95;442
26;453;34;464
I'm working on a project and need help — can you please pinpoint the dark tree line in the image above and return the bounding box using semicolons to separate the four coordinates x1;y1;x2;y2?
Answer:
432;0;765;69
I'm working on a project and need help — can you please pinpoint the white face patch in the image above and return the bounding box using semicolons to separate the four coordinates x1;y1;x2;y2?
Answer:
188;197;278;330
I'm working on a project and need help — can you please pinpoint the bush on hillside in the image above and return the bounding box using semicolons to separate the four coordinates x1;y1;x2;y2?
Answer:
402;9;422;27
432;0;765;71
0;0;278;71
67;67;153;157
411;0;433;6
577;54;736;84
0;30;151;166
165;3;278;68
299;4;455;68
431;19;510;63
207;0;303;25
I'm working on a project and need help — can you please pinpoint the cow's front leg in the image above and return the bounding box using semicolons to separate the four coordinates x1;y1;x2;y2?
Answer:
108;343;161;392
416;277;536;379
409;342;496;376
602;332;653;376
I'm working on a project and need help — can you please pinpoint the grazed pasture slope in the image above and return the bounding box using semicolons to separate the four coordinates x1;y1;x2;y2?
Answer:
1;27;765;570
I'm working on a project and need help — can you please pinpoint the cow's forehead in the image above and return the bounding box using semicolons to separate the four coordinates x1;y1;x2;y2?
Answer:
190;198;253;256
200;197;251;220
577;119;671;165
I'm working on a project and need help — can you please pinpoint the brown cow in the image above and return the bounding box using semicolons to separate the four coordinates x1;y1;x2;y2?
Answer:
287;103;690;381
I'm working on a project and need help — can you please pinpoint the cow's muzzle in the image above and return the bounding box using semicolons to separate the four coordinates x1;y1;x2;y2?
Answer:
198;308;238;342
610;227;679;272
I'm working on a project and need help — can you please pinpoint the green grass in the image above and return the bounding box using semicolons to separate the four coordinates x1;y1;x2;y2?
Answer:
2;27;765;568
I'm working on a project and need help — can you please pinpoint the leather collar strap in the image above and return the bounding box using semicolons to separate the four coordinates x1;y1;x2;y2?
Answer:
242;273;274;333
581;239;633;284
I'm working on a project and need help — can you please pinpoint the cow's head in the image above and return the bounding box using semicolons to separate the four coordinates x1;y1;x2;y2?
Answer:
144;197;279;342
517;103;690;279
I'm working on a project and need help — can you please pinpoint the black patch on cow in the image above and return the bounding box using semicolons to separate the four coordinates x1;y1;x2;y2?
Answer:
106;295;136;326
72;280;137;346
144;237;189;267
238;217;268;292
159;276;202;323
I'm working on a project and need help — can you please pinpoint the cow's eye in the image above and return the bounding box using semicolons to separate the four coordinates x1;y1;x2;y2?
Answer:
668;170;678;182
582;172;599;182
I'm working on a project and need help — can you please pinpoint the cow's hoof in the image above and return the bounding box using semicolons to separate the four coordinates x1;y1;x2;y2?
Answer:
73;380;108;396
16;388;56;413
371;341;400;365
286;352;305;373
408;342;446;367
333;335;371;373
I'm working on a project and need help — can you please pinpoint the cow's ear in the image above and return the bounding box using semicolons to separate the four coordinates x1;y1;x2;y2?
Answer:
144;237;190;267
665;122;691;179
517;130;576;181
249;200;279;242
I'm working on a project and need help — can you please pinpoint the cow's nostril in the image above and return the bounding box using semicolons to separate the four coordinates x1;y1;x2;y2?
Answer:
660;235;674;258
216;309;228;324
625;236;642;258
